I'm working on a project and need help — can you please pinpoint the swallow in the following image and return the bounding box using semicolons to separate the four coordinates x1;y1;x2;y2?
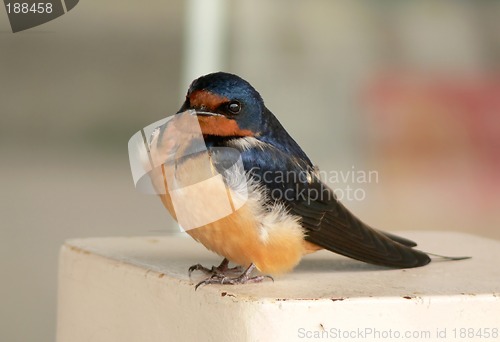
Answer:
148;72;466;289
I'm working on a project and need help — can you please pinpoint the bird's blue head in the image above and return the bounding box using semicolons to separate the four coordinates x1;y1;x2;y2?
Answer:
178;72;266;137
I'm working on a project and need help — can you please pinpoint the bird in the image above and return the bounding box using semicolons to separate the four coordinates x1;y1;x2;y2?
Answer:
146;72;462;289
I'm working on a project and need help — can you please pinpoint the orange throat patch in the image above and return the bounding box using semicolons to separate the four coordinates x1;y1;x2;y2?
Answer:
197;116;253;137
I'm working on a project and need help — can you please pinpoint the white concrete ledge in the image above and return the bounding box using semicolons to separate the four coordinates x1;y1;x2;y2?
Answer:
56;232;500;342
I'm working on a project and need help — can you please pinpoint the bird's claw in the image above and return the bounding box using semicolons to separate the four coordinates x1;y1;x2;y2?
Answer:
195;273;274;290
188;258;242;278
188;264;214;277
190;261;272;290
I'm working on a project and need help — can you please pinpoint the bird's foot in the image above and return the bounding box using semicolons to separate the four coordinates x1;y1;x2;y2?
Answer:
188;258;242;278
194;263;273;290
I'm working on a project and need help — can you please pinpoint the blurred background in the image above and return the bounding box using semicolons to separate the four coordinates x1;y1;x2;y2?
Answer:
1;1;499;341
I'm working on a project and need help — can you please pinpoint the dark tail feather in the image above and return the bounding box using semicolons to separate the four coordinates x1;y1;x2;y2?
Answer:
378;230;418;247
378;231;471;261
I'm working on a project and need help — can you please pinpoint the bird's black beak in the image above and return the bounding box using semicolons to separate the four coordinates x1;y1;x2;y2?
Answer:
191;110;223;117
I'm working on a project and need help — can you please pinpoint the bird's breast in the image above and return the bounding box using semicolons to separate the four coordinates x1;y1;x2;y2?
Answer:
148;136;318;274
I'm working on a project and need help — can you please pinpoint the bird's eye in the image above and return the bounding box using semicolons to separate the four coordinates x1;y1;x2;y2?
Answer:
227;101;241;114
